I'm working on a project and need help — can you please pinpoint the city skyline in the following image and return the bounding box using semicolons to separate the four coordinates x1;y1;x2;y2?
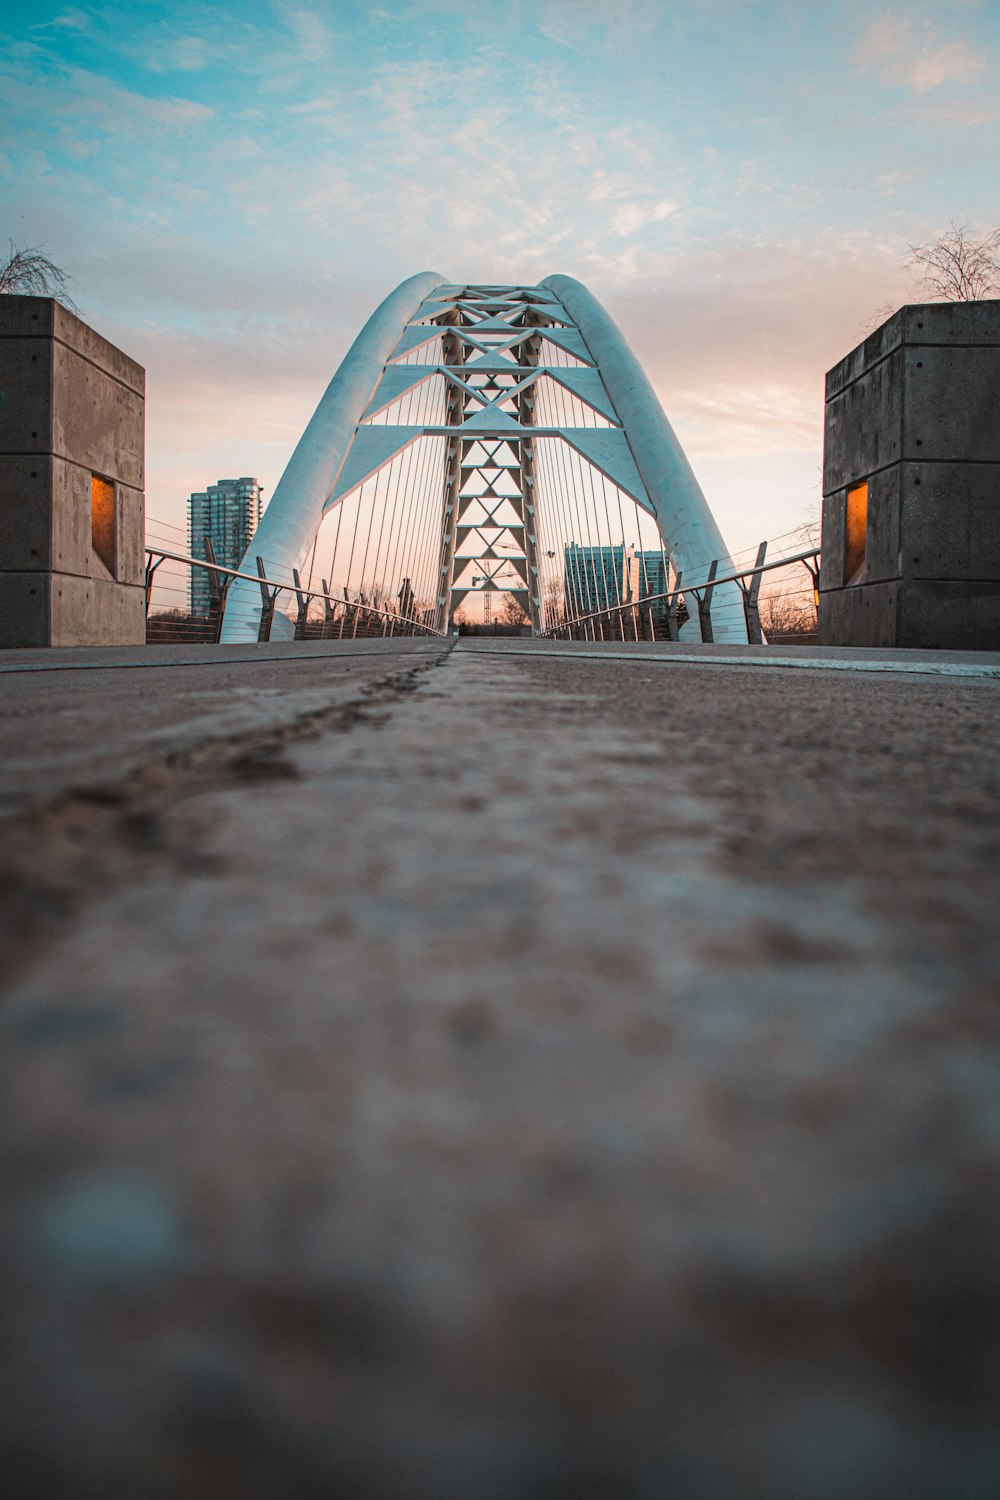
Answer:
3;0;998;558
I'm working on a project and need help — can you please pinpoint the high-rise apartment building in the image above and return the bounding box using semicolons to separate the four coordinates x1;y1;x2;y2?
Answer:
188;477;262;616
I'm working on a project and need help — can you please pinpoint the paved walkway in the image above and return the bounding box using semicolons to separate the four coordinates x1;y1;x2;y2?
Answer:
1;639;999;1498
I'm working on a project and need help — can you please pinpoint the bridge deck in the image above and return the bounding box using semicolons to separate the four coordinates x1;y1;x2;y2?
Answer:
2;638;999;1497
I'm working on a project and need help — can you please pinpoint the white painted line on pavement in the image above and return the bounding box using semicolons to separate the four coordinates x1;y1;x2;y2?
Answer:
457;647;1000;680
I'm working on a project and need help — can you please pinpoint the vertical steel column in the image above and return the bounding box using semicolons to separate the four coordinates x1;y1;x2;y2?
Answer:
434;322;465;634
518;327;544;635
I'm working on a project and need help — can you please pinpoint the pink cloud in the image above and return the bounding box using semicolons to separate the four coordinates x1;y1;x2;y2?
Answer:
853;13;985;92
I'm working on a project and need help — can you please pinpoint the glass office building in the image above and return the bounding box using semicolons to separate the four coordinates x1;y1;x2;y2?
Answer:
563;543;670;620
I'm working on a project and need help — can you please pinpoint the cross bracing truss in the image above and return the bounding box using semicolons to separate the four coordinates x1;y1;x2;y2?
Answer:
220;274;748;642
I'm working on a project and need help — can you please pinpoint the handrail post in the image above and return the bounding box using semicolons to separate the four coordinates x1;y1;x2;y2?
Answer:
292;568;310;641
256;557;278;643
320;579;337;639
667;571;683;641
697;559;718;643
144;552;164;616
204;539;230;644
739;541;767;645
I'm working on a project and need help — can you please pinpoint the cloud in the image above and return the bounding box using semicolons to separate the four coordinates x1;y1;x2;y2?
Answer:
32;9;91;33
5;0;995;554
147;35;212;73
853;13;985;91
282;94;349;137
610;200;679;238
907;39;983;90
920;96;1000;126
286;97;339;115
275;4;331;63
875;170;917;193
578;231;910;464
351;50;689;280
0;55;215;140
526;0;657;50
136;94;214;129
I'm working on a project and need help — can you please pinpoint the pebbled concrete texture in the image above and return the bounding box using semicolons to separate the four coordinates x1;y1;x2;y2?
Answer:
0;638;448;817
1;638;999;1499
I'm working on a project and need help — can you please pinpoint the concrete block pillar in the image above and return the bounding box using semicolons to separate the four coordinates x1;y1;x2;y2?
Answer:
818;300;1000;650
0;296;145;648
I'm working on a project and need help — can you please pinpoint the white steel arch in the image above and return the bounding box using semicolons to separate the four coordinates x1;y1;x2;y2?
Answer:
221;274;748;643
220;271;446;641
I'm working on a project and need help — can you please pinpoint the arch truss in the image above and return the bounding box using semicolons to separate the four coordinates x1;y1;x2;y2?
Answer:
221;274;747;643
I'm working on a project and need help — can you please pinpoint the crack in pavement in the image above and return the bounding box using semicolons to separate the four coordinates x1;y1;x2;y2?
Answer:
0;648;453;990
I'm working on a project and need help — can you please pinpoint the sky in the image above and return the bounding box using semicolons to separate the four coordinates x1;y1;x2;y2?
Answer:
2;0;999;555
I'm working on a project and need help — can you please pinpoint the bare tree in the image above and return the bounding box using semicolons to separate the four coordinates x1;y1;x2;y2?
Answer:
542;576;564;627
498;593;528;627
760;583;817;643
0;240;77;310
790;499;821;551
861;299;898;336
864;222;1000;333
906;222;1000;302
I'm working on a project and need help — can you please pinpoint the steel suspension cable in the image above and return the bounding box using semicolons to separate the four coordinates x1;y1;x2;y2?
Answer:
395;437;427;616
383;433;420;620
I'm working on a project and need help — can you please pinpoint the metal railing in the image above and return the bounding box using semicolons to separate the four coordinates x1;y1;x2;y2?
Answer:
145;534;820;647
144;544;448;644
543;543;821;644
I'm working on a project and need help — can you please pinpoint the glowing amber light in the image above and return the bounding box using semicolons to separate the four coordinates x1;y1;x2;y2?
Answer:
91;474;116;574
844;480;868;586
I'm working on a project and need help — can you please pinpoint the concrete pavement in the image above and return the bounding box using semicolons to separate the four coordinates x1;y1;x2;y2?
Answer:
1;638;999;1498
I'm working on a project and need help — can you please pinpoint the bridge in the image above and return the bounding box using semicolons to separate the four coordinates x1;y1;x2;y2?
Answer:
3;278;1000;1499
214;275;749;645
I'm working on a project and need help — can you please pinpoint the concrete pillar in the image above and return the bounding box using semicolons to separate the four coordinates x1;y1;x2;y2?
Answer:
0;296;145;647
819;300;1000;650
